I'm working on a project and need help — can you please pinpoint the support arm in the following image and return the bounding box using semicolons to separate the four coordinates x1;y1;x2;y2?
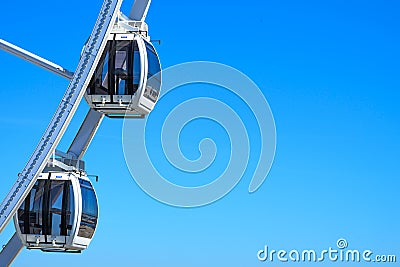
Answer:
0;233;23;267
68;109;104;160
0;39;74;80
129;0;152;21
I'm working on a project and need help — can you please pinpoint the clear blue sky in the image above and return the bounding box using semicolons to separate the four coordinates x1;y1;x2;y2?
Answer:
0;0;399;266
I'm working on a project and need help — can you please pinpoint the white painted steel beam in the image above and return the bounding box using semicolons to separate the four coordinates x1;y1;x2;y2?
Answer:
0;39;74;80
68;109;104;160
130;0;151;21
0;233;23;267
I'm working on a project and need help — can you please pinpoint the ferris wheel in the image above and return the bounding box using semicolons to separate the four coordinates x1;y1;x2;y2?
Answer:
0;0;160;265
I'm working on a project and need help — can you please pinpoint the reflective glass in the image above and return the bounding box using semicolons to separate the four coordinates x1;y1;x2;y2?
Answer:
17;180;74;237
132;41;141;94
49;181;64;236
114;42;130;95
102;52;109;89
78;179;98;239
144;42;161;103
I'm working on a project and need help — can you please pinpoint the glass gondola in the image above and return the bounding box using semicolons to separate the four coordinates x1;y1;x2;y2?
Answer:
85;33;161;118
13;172;98;252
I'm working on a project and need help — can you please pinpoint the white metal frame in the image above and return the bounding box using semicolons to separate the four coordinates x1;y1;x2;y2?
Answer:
134;39;161;114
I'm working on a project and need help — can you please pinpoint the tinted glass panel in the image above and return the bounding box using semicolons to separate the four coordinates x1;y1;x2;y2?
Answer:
114;41;131;95
49;181;64;236
146;44;161;78
101;52;109;90
88;39;140;98
144;42;161;103
17;180;74;238
18;180;45;235
133;42;140;93
89;42;111;95
78;179;98;239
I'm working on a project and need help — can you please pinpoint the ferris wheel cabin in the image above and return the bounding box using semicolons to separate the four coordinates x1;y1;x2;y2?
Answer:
13;172;99;252
85;31;161;118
